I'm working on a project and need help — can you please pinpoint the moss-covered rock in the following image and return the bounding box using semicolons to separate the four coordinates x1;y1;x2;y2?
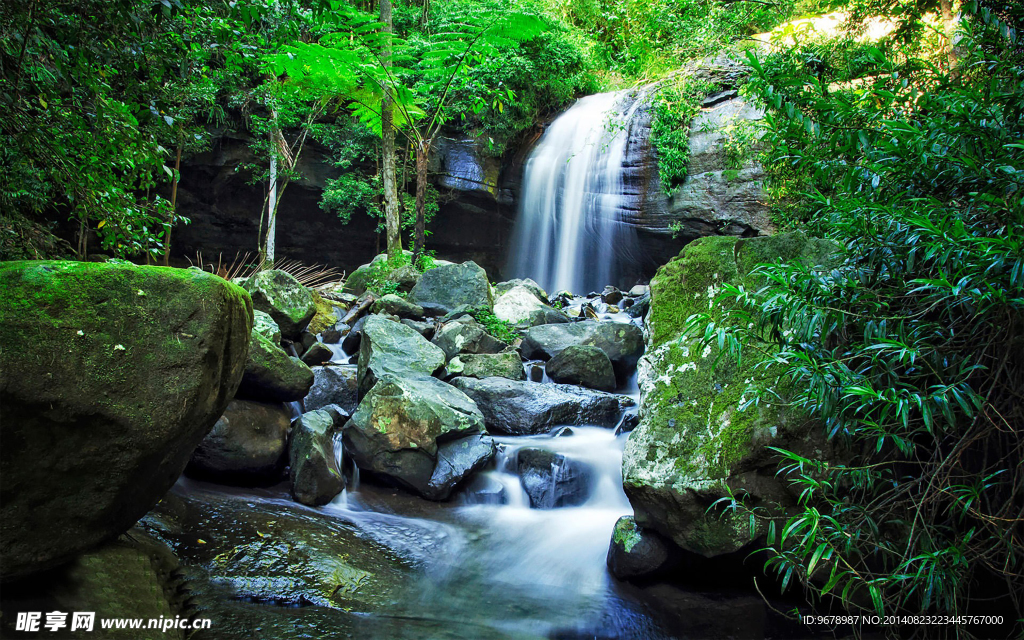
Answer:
446;349;525;381
306;291;340;335
306;365;359;414
606;515;676;580
371;293;425;319
409;261;492;316
492;285;569;328
253;309;282;344
622;232;837;558
238;331;314;402
358;315;446;397
290;410;344;506
545;344;617;392
243;270;315;339
431;317;508;361
520;320;644;383
0;261;251;579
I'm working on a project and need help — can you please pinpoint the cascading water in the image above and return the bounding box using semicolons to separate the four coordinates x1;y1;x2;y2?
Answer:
506;90;650;295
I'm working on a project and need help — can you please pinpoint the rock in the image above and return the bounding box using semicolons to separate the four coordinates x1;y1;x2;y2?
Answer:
342;374;490;500
431;318;508;361
0;260;251;579
390;264;422;292
450;377;633;435
238;331;315;402
516;448;592;508
342;314;368;354
520;320;644;382
290;410;344;506
628;285;649;297
607;516;676;579
492;285;570;328
186;399;291;485
601;286;623;305
371;293;425;319
300;331;318;353
306;292;340;335
253;309;282;344
428;434;497;501
622;233;838;558
243;270;316;340
305;365;359;414
529;363;544;382
400;318;434;339
440;304;475;323
493;278;548;302
358;315;446;396
626;291;650;318
320;403;351;428
446;349;525;380
409;261;492;315
321;327;342;343
301;341;334;366
545;344;617;392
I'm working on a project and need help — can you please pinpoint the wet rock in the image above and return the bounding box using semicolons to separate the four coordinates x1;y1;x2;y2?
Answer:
0;261;251;579
409;261;492;315
306;292;340;335
319;403;351;428
545;344;617;392
462;474;507;505
390;264;422;293
301;342;334;366
253;309;282;344
446;349;525;381
428;434;497;501
371;293;425;319
321;327;342;343
432;317;508;360
628;285;650;297
520;320;644;382
342;314;368;354
186;399;291;485
400;318;434;339
343;374;490;500
601;286;623;305
493;285;570;328
450;377;633;435
493;278;548;302
243;270;315;339
358;315;446;396
305;365;359;414
529;364;545;382
300;331;318;353
607;516;676;579
516;448;592;508
290;410;344;506
239;331;314;402
626;292;650;319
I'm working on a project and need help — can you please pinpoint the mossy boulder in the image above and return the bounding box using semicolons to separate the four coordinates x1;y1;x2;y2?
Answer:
290;410;344;506
306;365;359;414
493;278;548;302
371;293;425;319
492;285;569;328
186;399;291;485
431;317;508;361
622;232;837;558
0;260;252;579
606;516;676;580
520;320;644;383
243;270;315;339
238;331;314;402
253;309;282;344
409;261;492;315
357;315;446;397
306;291;340;335
545;344;617;392
342;374;491;500
446;349;525;381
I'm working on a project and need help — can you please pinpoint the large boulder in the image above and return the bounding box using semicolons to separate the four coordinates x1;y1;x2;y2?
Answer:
520;320;644;382
622;233;837;558
243;269;316;339
516;448;592;508
371;293;425;319
492;285;569;328
0;261;251;579
358;315;446;396
186;399;291;485
446;349;525;381
409;261;492;315
238;331;314;402
342;374;492;499
545;344;617;392
431;317;508;361
450;377;633;435
493;278;548;301
305;364;359;414
290;410;344;506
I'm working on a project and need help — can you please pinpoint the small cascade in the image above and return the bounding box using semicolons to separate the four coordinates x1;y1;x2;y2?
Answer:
507;89;656;294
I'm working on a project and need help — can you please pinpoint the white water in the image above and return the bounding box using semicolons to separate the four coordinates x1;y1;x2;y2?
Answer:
507;90;646;295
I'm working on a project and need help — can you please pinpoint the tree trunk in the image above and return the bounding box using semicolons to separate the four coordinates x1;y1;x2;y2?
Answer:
265;119;278;268
163;132;182;267
413;138;429;266
380;0;402;261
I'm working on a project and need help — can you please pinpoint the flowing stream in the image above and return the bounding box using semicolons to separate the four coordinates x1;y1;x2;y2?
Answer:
506;90;648;295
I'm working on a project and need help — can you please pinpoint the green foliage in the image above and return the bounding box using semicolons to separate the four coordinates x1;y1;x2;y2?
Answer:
649;76;718;194
689;5;1024;626
469;306;518;344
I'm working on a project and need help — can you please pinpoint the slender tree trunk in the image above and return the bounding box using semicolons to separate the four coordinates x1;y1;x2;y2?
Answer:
940;0;959;72
413;138;430;265
164;130;182;267
380;0;402;261
266;116;279;268
420;0;430;29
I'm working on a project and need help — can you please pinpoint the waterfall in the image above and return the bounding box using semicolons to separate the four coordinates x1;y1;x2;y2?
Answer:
506;89;651;295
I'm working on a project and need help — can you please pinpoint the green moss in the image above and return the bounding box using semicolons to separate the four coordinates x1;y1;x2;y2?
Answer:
307;291;339;335
613;517;644;554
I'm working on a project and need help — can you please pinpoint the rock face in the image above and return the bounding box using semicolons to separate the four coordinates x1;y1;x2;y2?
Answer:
238;331;314;402
243;269;316;339
622;233;837;558
520;320;644;382
516;448;592;508
0;261;252;578
492;285;569;328
357;315;446;396
450;377;633;435
187;399;292;485
343;374;492;499
409;261;492;315
290;410;344;506
446;350;525;381
545;344;617;392
305;365;359;414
